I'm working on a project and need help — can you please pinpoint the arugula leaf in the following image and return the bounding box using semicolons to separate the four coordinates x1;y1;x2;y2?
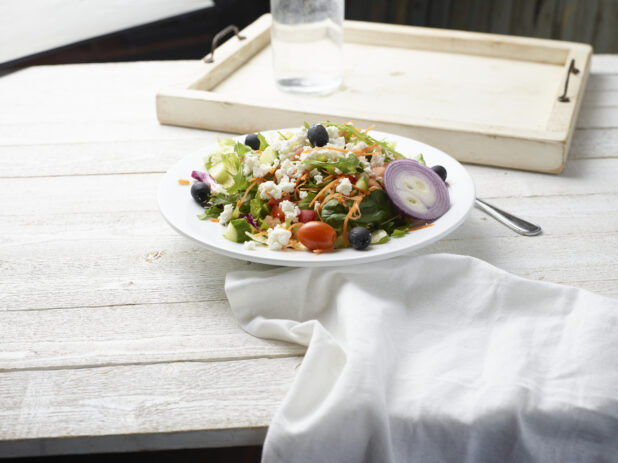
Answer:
257;133;269;150
197;204;223;220
413;153;426;166
304;121;310;129
303;153;361;174
391;226;409;238
328;122;405;159
298;191;317;209
225;170;250;195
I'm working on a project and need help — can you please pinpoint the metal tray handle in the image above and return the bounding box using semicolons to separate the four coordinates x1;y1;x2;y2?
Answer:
202;25;246;64
558;59;580;103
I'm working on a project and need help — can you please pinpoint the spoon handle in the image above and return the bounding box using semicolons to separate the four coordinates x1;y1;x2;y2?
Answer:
475;198;542;236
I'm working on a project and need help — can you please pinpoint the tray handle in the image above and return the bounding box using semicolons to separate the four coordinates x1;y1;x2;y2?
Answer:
202;25;246;64
558;59;580;103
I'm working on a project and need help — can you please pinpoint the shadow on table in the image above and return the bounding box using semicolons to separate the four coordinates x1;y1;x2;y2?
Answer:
1;446;261;463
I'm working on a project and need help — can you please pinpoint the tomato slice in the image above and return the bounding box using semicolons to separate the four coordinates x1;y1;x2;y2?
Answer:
297;221;337;251
270;205;285;221
298;209;316;223
268;197;282;207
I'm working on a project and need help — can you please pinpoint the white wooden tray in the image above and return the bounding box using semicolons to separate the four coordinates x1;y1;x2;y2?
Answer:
156;14;592;173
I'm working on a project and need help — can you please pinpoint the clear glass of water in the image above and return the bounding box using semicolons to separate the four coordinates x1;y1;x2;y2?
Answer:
270;0;344;95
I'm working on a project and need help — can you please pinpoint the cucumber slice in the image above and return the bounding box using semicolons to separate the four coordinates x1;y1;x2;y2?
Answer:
356;174;369;191
209;162;231;184
223;219;253;243
260;146;277;165
370;229;390;244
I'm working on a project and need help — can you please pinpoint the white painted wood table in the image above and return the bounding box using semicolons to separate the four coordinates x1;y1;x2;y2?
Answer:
1;56;617;458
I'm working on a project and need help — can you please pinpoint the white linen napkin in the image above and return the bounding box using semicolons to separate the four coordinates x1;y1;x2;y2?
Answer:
225;254;618;463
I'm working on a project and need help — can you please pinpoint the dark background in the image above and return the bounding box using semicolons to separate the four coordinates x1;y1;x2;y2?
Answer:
3;0;617;73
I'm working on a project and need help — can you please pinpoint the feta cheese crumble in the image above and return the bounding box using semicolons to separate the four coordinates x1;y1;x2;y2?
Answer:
336;177;353;195
258;181;282;200
279;200;300;221
267;225;292;250
218;204;234;225
243;240;258;251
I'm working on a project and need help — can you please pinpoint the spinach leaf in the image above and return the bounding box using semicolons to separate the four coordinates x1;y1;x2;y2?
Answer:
355;190;399;226
321;199;349;230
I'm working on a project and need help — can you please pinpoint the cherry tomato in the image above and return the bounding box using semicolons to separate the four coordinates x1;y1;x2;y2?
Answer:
298;209;316;223
270;205;285;221
297;221;337;251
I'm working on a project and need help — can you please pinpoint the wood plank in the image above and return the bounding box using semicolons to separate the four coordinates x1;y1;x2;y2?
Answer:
0;357;300;457
577;106;618;128
1;205;616;312
0;138;218;178
422;233;618;299
590;55;618;74
587;74;618;91
581;90;618;107
0;236;271;311
570;128;618;159
0;300;304;371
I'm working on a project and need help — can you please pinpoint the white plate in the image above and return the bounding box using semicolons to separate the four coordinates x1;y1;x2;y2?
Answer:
158;129;475;267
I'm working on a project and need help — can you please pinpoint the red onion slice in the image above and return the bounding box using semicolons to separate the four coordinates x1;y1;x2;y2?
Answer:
384;159;450;220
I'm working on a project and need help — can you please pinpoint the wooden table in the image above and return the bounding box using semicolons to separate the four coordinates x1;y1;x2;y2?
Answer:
1;56;616;458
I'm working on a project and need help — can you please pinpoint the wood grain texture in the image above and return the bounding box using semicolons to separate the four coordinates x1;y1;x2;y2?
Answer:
0;56;617;457
0;357;301;456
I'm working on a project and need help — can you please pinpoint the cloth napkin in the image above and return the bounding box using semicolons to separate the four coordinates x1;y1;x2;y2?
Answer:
225;254;618;463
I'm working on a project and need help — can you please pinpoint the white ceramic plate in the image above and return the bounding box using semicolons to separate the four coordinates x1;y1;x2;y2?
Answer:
158;129;475;267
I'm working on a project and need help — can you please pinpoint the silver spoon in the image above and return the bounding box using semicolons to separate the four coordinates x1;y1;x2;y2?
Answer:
475;198;542;236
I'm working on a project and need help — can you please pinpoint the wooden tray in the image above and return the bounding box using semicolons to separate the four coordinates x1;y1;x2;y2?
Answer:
156;14;592;173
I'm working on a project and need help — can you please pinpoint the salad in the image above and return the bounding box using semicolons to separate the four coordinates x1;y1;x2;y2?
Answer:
184;122;450;252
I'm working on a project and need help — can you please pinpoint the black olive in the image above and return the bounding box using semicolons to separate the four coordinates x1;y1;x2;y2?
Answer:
191;181;210;204
307;124;329;147
431;165;447;182
348;227;371;250
245;133;260;150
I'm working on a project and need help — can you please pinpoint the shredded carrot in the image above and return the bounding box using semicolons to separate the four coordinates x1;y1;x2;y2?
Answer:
210;218;219;223
363;125;375;134
342;198;363;247
302;146;350;154
408;223;434;232
309;179;339;208
286;238;306;250
286;222;304;235
236;178;261;208
312;248;331;254
253;230;268;237
178;179;190;185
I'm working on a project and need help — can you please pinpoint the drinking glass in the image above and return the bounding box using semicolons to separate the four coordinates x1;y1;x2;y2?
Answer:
270;0;344;95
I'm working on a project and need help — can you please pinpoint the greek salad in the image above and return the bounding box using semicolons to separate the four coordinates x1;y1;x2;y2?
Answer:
183;122;450;252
